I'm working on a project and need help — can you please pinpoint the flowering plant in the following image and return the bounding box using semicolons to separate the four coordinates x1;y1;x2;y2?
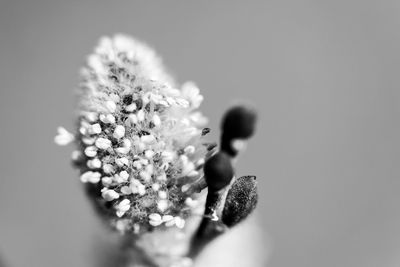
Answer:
55;34;258;267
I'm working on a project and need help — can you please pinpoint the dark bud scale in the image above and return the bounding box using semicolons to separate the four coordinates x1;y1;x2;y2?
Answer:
222;176;258;227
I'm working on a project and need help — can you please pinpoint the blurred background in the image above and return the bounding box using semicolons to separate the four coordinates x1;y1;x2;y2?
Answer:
1;1;400;267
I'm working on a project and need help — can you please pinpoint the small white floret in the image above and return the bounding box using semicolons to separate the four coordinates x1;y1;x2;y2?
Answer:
125;103;137;112
85;112;98;122
141;135;155;144
54;127;74;146
101;177;113;186
160;162;169;171
174;217;185;229
158;191;167;199
149;213;163;226
95;138;111;149
90;123;102;134
127;114;138;124
137;110;145;121
136;141;146;151
115;199;131;217
140;158;149;165
115;157;129;167
106;100;117;113
103;164;115;174
82;137;95;145
100;114;116;124
137;184;146;195
109;94;120;103
132;161;142;170
79;125;88;136
113;125;125;139
115;138;132;154
145;164;154;175
87;158;101;169
139;171;151;182
144;150;155;159
149;213;162;221
142;92;150;105
149;221;162;228
181;81;203;108
157;200;168;212
80;171;101;183
122;138;131;148
119;170;129;180
120;186;132;195
163;215;175;227
152;114;161;126
165;218;176;227
156;172;167;182
162;215;174;223
152;183;160;191
115;146;130;154
102;189;120;201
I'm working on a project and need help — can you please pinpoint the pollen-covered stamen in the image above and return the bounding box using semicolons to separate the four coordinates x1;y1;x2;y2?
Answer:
84;146;97;157
80;171;101;183
95;138;112;150
149;213;163;226
102;164;115;174
89;123;102;134
115;157;129;167
113;125;125;139
87;158;101;169
100;114;116;124
105;100;117;113
116;199;131;217
102;189;120;201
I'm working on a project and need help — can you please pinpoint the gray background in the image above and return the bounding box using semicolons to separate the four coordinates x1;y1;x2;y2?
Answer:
1;1;400;267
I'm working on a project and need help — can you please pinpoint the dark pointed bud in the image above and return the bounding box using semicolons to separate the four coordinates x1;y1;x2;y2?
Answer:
222;175;258;227
204;152;234;192
221;105;257;156
221;106;257;139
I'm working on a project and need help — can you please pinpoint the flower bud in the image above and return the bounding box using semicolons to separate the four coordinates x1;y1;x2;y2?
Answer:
221;105;257;139
221;106;257;156
203;152;234;192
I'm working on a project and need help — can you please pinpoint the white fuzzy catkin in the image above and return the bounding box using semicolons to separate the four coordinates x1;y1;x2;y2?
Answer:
57;34;210;234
